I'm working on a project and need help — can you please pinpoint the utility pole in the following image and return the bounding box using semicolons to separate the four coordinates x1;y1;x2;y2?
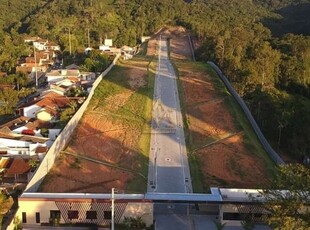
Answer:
33;44;38;88
159;35;161;71
69;28;72;55
87;28;90;48
111;188;115;230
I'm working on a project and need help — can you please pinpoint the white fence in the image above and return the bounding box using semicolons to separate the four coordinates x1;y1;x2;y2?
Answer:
25;54;120;192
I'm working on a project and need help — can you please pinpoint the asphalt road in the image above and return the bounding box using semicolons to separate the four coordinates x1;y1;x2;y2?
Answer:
147;37;192;193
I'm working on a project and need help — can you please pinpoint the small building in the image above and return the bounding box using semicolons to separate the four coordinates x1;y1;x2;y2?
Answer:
12;193;153;228
16;92;71;120
104;39;113;47
2;157;31;183
99;45;110;52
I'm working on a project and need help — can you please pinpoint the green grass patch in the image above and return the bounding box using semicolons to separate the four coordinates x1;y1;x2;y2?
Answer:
90;65;131;108
188;153;206;193
123;56;156;193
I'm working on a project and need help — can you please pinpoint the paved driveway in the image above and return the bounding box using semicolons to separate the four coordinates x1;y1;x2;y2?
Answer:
147;37;192;193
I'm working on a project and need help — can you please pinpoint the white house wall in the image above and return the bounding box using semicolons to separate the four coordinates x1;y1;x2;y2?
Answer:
23;104;41;118
14;200;59;226
0;138;29;148
0;138;45;156
13;199;153;227
47;76;65;84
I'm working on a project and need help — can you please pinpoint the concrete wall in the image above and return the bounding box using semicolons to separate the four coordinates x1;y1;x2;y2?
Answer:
25;54;120;192
10;199;153;229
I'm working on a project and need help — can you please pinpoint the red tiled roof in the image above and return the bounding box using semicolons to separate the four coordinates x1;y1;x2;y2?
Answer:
35;146;48;154
0;116;32;130
6;158;30;175
67;77;79;82
0;127;48;144
36;95;70;109
24;119;53;130
17;93;70;110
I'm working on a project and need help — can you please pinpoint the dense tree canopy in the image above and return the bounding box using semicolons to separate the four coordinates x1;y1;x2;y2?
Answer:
0;0;310;160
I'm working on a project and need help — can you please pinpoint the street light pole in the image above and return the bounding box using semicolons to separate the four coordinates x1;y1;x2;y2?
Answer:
111;188;115;230
69;28;72;55
33;44;38;88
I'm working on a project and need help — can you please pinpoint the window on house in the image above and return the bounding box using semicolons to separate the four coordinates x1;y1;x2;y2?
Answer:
104;211;112;220
35;212;40;223
22;212;27;223
86;210;97;220
68;210;79;220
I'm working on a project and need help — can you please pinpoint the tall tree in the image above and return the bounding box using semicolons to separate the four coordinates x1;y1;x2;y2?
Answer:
261;164;310;230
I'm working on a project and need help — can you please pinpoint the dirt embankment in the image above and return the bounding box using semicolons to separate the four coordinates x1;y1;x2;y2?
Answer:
166;26;271;189
40;61;150;193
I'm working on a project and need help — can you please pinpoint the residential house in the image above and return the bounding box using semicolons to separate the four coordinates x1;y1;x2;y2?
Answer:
104;38;113;46
33;38;49;51
47;42;61;51
1;157;31;183
17;50;56;74
0;127;49;157
0;115;61;149
24;36;41;43
16;92;71;121
65;64;80;70
99;45;110;51
80;72;96;82
46;69;80;84
42;85;66;96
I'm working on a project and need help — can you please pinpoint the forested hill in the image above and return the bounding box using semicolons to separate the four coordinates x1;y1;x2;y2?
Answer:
0;0;46;31
254;0;310;9
1;0;310;161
